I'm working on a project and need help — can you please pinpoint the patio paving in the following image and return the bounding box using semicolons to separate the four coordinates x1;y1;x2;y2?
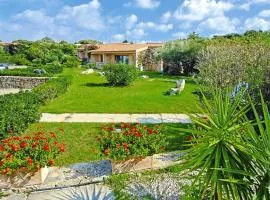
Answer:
40;113;192;124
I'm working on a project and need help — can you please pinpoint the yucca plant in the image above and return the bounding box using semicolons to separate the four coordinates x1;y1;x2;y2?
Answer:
180;89;257;200
244;93;270;200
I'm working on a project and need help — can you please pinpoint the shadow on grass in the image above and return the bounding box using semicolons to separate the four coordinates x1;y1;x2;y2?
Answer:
82;82;109;87
163;123;190;152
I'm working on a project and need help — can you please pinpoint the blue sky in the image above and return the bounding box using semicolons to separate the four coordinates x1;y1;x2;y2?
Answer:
0;0;269;42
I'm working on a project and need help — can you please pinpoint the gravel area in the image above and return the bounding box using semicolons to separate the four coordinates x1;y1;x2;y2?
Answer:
126;171;198;200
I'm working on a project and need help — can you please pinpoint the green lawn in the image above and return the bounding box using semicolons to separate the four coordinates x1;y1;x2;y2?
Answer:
41;68;200;113
26;123;189;166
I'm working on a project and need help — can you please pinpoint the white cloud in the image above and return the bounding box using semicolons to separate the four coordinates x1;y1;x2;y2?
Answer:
239;0;270;11
14;9;54;26
172;32;188;39
126;14;138;30
174;0;234;21
135;0;160;9
161;11;172;23
137;22;173;32
56;0;103;31
126;28;146;39
123;2;132;7
259;10;270;18
112;34;125;41
244;17;270;31
198;16;240;33
2;0;104;41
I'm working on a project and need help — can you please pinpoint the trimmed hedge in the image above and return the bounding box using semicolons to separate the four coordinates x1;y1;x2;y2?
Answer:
33;76;71;105
0;76;71;139
0;92;40;138
103;63;138;86
0;64;63;77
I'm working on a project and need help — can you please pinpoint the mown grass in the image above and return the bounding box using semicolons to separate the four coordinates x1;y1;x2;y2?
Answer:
41;68;200;113
25;123;190;166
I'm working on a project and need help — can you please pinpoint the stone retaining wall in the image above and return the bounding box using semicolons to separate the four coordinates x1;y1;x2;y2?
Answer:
0;76;49;89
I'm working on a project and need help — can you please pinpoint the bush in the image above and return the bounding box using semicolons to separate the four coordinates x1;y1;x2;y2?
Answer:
103;64;138;86
157;38;204;75
33;76;71;104
0;68;39;77
43;62;63;74
0;64;62;77
0;92;40;139
63;56;80;68
98;123;167;160
0;130;65;175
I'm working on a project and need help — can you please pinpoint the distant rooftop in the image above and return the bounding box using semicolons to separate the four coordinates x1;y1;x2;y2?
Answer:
90;43;163;53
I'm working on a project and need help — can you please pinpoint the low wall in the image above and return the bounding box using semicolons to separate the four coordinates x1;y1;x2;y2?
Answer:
0;76;50;89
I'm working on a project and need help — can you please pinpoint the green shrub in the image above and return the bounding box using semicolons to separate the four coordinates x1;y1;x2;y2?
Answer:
63;56;80;68
0;92;40;139
0;68;38;77
43;62;63;74
33;76;71;104
103;63;138;86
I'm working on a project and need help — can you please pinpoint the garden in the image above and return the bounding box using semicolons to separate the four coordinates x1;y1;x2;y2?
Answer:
40;67;200;113
1;31;270;199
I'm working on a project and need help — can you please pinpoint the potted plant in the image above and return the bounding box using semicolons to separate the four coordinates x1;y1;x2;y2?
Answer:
98;123;167;173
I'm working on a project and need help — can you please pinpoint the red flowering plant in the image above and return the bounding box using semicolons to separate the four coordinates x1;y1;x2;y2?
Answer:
0;130;65;175
98;123;167;160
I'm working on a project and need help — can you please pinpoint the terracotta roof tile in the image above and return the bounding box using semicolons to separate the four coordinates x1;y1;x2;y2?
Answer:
90;43;163;53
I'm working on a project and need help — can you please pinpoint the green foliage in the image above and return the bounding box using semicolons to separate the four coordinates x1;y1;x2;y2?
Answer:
244;94;270;199
62;55;80;68
137;48;159;71
197;41;269;89
33;76;71;105
76;39;102;45
98;123;167;160
0;40;77;69
0;63;63;77
43;61;63;74
103;63;138;86
158;38;205;75
179;89;256;199
0;92;40;139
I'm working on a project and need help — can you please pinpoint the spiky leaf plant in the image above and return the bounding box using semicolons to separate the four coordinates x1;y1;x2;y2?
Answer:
244;93;270;200
180;89;257;200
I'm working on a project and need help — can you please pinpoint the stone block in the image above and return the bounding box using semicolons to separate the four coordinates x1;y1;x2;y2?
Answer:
112;156;153;174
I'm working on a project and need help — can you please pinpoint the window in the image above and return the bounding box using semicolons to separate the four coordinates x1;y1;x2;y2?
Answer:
115;55;129;64
100;55;104;62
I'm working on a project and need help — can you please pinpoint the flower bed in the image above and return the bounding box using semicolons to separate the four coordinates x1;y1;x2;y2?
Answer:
98;123;167;161
0;130;65;175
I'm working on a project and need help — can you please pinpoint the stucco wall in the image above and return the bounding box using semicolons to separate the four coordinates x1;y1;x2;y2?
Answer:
0;76;49;89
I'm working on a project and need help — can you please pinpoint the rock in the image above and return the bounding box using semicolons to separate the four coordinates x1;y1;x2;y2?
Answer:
0;76;49;89
112;156;152;174
81;69;94;75
141;75;149;79
152;151;184;169
43;167;65;184
98;72;105;76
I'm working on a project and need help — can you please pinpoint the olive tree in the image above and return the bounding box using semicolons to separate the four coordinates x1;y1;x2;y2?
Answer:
157;38;205;75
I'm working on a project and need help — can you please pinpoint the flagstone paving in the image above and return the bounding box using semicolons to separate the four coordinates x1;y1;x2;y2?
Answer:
40;113;192;124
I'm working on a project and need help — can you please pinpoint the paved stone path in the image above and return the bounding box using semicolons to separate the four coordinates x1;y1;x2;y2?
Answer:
40;113;192;124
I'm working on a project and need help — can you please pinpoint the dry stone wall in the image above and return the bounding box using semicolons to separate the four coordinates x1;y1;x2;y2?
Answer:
0;76;49;89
